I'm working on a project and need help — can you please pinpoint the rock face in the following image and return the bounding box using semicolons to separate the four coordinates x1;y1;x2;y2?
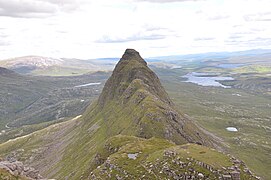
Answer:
0;160;44;179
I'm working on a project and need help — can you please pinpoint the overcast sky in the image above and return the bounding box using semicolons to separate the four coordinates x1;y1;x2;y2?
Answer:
0;0;271;59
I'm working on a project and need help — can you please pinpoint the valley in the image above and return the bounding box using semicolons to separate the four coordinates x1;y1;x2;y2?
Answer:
0;69;109;142
152;53;271;179
0;49;270;179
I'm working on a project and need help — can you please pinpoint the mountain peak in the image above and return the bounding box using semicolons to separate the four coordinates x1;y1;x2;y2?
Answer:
120;49;147;65
98;48;172;108
95;48;216;145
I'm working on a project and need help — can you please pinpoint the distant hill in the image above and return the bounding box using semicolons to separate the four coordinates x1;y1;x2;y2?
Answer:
0;56;114;76
147;49;271;65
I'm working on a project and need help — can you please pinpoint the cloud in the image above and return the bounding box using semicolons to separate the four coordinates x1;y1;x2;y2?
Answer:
0;40;10;46
0;0;86;18
0;0;57;18
135;0;198;2
208;15;230;21
228;35;242;40
96;33;166;43
243;12;271;22
1;0;271;59
194;37;215;41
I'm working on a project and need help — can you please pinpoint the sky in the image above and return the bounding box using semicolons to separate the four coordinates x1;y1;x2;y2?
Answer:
0;0;271;59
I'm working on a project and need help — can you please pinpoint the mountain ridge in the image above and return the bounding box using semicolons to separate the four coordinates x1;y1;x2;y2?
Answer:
0;49;257;179
98;49;172;108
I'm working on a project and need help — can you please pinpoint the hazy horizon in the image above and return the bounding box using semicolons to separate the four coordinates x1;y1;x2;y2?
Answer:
1;48;271;61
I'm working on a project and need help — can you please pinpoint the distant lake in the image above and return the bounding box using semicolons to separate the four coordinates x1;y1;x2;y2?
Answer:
217;63;244;69
74;82;101;88
182;72;234;88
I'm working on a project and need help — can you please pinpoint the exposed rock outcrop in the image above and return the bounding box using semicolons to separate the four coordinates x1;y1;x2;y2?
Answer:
0;160;44;180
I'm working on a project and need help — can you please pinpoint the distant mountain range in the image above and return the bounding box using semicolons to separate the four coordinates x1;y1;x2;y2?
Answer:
0;56;115;76
147;49;271;62
1;49;270;76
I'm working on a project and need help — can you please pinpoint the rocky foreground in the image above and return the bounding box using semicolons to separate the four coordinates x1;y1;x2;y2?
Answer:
0;159;43;179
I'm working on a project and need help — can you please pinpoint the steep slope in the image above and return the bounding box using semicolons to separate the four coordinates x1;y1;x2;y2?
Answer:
47;49;220;178
0;67;18;76
93;49;215;145
0;49;235;179
0;67;106;131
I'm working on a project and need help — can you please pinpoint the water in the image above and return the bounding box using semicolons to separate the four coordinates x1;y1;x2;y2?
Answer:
74;82;101;88
226;127;238;132
182;72;234;88
128;153;138;160
217;64;244;69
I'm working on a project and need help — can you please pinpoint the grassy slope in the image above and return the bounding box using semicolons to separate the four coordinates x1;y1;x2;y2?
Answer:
0;116;82;177
0;118;69;144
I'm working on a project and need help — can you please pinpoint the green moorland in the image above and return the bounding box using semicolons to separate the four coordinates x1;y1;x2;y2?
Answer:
153;63;271;179
0;49;238;180
0;50;268;179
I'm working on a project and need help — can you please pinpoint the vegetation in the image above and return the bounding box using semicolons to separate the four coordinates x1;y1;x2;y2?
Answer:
0;168;28;180
0;49;269;179
152;58;271;179
0;70;109;130
0;49;225;179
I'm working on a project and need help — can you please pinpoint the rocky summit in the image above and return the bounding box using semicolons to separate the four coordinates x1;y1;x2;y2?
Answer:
0;49;257;180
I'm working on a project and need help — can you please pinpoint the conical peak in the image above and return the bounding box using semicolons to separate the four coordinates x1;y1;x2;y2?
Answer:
97;49;173;108
120;49;147;65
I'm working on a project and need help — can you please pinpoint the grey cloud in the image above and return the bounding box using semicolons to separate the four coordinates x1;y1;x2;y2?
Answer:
228;35;242;40
225;37;271;46
208;15;230;21
244;12;271;22
194;37;215;41
96;33;166;43
0;0;57;18
136;0;199;3
0;0;85;18
144;26;169;32
0;40;10;46
0;34;8;38
42;0;86;12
